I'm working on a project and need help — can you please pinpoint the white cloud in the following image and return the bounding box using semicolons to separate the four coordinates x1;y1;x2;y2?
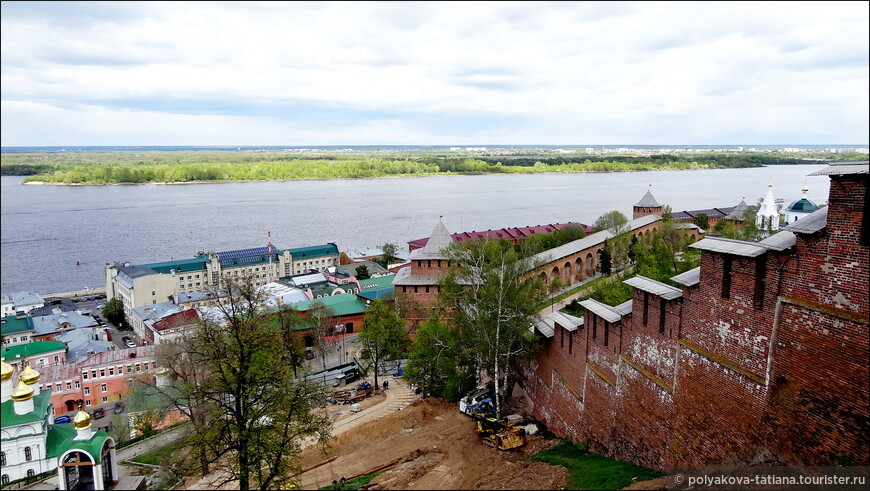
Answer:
1;1;867;145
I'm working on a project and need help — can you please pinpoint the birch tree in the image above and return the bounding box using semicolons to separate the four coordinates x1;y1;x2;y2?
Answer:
440;239;545;417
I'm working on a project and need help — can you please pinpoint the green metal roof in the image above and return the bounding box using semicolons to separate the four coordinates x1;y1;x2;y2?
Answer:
1;340;67;362
1;389;52;428
1;315;35;336
138;256;209;274
358;275;396;291
288;243;339;259
786;198;820;213
292;293;367;317
46;423;110;462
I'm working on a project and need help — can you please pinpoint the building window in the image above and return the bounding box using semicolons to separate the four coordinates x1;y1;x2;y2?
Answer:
75;381;80;389
109;368;115;376
91;370;97;379
83;371;88;380
1;451;5;466
86;400;92;407
2;475;9;485
144;362;150;370
27;469;35;478
84;387;90;395
24;446;32;461
56;383;62;392
152;291;156;295
66;382;72;391
101;383;107;393
100;369;106;377
54;355;59;364
135;363;141;372
102;397;108;403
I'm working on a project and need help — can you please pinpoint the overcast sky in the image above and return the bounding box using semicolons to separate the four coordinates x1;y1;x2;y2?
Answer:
1;1;868;146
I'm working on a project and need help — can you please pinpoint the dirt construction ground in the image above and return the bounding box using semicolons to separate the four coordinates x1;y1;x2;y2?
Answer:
297;397;569;490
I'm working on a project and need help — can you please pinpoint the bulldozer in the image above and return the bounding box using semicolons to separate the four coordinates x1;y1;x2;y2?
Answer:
473;413;527;451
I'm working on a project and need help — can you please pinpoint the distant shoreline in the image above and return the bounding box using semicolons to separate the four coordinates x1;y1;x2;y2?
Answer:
17;167;725;186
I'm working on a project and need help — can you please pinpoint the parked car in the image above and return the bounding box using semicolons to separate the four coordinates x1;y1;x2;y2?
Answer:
54;415;71;424
305;349;315;360
91;407;105;419
125;340;136;348
114;402;125;414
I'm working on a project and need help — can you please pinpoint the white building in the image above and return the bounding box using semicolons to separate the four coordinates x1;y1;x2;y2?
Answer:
756;181;782;232
1;361;118;489
1;292;45;318
783;184;821;225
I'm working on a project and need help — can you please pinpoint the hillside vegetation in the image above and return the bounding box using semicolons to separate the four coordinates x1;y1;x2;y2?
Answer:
0;149;845;185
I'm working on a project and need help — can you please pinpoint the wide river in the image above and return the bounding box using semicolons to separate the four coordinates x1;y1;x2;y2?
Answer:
1;164;829;295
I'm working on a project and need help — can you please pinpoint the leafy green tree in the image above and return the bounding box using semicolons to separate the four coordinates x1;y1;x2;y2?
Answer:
373;243;398;269
354;265;371;280
156;274;330;491
599;241;612;275
440;239;545;417
592;210;629;234
692;213;710;230
102;297;125;326
404;312;469;400
131;410;160;438
358;299;408;389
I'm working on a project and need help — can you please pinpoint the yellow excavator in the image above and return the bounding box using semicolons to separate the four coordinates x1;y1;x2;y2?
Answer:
473;414;527;451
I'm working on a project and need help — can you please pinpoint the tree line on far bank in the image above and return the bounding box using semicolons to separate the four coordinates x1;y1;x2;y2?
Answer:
2;149;851;184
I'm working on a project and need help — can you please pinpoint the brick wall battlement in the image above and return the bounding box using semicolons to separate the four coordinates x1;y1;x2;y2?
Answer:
520;169;869;470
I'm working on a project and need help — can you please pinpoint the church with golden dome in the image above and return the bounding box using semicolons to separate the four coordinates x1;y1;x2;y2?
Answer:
1;360;118;490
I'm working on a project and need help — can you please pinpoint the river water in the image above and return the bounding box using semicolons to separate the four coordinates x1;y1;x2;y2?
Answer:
1;165;829;294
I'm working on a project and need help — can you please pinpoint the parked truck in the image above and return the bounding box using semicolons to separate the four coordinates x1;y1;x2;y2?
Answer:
327;382;374;405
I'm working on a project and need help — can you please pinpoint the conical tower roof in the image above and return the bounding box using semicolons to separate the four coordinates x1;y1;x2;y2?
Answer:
758;182;780;218
635;187;660;207
411;216;454;260
724;199;750;220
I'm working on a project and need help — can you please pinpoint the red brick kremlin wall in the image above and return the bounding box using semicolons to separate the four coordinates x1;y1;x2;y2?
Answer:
519;171;869;470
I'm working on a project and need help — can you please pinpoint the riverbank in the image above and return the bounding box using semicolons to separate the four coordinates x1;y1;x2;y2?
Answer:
5;148;843;186
17;165;723;186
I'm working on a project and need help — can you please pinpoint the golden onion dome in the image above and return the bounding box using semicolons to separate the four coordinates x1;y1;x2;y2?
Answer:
1;361;13;382
11;380;34;402
73;409;92;430
155;366;170;377
19;364;41;385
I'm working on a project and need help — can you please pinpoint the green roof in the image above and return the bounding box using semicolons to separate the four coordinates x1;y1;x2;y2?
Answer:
46;423;110;462
1;389;52;428
288;243;339;259
293;293;367;317
358;275;396;291
1;315;35;336
138;256;209;274
786;198;820;213
1;340;67;362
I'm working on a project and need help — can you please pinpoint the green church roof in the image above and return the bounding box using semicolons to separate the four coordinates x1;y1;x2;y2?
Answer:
1;389;52;428
786;198;820;213
46;423;111;462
